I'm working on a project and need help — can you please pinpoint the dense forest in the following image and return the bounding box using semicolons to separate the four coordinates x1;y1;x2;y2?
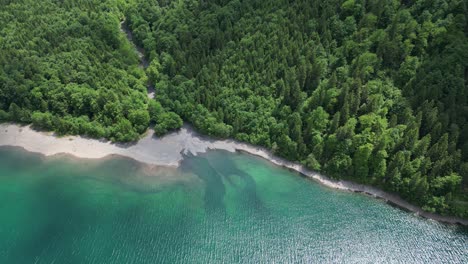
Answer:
125;0;468;217
1;0;467;217
0;0;180;141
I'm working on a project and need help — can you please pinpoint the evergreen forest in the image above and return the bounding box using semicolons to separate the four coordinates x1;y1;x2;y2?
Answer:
1;0;467;217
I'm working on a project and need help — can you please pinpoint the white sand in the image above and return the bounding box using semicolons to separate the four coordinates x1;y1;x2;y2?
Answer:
0;123;466;225
0;123;240;166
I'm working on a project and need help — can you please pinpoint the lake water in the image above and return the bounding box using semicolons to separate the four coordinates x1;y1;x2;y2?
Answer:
0;147;466;263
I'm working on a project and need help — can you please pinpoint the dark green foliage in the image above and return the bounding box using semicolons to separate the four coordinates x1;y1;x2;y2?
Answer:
31;112;54;131
129;109;150;134
2;0;467;217
154;112;183;136
148;100;183;136
0;110;9;121
127;0;468;217
0;0;149;142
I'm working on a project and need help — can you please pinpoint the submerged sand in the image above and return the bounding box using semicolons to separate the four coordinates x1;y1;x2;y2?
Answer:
0;123;466;225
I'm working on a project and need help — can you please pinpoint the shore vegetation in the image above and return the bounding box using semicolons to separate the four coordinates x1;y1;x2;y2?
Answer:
1;0;467;217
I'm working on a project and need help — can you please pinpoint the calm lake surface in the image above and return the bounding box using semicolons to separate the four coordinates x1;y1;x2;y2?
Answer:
0;147;466;263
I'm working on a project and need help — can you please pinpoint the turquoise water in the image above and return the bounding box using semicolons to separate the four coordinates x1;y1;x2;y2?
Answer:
0;147;466;263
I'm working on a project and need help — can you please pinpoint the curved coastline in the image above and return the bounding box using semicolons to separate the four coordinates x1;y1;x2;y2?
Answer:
0;123;467;226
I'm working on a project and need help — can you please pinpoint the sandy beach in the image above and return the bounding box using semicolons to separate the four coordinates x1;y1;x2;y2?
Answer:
0;123;240;167
0;123;467;226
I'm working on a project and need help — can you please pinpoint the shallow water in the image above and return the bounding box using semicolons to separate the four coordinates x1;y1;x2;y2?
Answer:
0;147;466;263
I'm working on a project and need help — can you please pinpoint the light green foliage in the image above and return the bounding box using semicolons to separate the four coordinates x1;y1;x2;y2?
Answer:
146;59;162;83
2;0;467;217
154;112;183;136
353;143;374;179
0;0;147;142
126;0;468;217
113;118;138;142
148;101;183;136
129;109;150;134
431;174;462;196
31;112;54;130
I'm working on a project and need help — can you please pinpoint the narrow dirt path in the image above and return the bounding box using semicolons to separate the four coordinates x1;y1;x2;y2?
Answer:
120;20;155;99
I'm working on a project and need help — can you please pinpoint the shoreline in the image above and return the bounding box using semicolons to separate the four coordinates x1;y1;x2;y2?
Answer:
235;149;468;226
0;123;467;226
